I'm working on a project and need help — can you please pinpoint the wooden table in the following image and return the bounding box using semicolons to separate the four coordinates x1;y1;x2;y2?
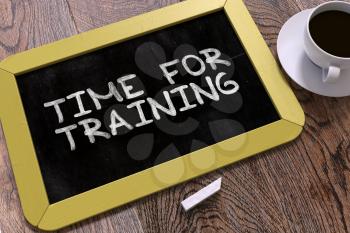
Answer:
0;0;349;232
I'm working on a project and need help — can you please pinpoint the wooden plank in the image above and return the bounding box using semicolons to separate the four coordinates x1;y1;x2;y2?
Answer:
0;0;77;61
66;0;180;32
59;206;144;233
243;0;329;57
243;1;349;231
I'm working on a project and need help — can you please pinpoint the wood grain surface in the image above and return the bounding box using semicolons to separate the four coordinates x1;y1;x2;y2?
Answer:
0;0;349;232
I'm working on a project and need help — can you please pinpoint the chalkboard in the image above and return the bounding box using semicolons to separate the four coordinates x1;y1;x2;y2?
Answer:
16;10;279;203
0;0;304;229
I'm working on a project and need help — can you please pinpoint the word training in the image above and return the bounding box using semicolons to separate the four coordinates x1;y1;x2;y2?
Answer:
43;48;240;151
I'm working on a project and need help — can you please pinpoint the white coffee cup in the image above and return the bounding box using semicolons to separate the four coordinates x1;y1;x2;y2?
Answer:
304;1;350;83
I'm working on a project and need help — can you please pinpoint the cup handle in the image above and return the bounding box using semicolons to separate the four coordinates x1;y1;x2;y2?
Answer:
322;65;341;83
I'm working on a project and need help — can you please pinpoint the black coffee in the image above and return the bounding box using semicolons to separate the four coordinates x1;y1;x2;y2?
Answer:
309;10;350;58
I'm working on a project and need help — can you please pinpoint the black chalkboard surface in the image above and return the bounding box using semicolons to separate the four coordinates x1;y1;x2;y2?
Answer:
16;10;279;204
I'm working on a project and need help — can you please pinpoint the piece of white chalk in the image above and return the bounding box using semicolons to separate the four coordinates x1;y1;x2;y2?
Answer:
181;177;222;211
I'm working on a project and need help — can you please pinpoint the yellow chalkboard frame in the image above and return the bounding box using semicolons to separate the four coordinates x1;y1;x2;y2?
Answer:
0;0;304;230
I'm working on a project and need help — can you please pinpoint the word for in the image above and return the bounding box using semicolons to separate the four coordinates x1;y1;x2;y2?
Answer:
43;48;239;151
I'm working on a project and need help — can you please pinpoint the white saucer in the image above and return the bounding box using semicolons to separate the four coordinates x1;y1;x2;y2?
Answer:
277;9;350;97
